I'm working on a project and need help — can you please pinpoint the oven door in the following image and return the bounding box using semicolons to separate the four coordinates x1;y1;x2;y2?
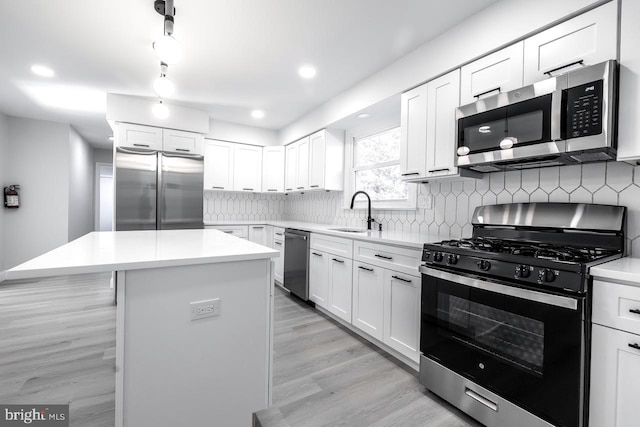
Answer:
420;266;585;427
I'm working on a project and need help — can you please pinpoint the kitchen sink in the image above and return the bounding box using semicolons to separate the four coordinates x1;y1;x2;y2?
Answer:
328;228;368;233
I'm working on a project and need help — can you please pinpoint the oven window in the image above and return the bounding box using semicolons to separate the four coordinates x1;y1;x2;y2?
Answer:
440;293;545;375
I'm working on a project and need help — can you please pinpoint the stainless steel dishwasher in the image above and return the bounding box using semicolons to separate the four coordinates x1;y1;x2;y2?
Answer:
283;228;310;300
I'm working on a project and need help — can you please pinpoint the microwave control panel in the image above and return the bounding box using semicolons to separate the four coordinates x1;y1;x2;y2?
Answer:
564;80;603;139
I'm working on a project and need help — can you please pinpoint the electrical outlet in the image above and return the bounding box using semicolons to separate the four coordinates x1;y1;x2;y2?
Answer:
190;298;220;321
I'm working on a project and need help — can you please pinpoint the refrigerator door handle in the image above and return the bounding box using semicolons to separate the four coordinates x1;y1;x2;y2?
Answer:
161;152;205;160
116;147;157;155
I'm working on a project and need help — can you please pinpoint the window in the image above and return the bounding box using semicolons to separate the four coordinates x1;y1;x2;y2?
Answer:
345;124;416;210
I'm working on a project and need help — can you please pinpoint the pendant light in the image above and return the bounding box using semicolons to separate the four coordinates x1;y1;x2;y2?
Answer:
152;100;169;119
153;63;175;98
153;0;181;64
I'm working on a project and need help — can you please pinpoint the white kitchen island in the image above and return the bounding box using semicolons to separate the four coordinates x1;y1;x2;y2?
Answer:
4;229;279;427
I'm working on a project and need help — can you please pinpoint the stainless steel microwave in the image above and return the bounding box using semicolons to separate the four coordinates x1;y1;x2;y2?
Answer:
455;60;617;172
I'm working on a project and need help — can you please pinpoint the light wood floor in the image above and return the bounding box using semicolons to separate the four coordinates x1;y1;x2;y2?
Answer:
0;274;479;427
0;273;116;427
255;287;481;427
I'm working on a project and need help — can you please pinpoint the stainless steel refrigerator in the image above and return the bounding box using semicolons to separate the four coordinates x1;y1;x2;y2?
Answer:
114;147;204;230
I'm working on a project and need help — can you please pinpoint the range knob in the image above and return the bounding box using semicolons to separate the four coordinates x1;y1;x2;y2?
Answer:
422;251;431;262
477;260;491;271
538;268;556;283
516;265;531;278
446;254;458;265
433;252;444;262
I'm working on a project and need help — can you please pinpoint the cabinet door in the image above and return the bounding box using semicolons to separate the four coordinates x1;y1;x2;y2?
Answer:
162;129;203;155
523;1;617;85
262;146;285;193
203;140;234;191
308;130;326;189
248;225;268;246
400;84;428;179
352;262;384;341
589;324;640;427
273;238;285;284
309;250;329;308
116;123;163;150
233;144;262;192
425;69;460;178
460;42;524;106
284;143;298;192
327;256;353;323
616;0;640;162
296;137;310;190
383;271;420;362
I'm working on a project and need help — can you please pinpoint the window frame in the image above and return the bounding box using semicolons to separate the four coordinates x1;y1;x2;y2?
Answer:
343;119;417;211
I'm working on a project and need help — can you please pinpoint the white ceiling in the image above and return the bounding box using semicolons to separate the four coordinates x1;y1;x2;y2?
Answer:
0;0;498;148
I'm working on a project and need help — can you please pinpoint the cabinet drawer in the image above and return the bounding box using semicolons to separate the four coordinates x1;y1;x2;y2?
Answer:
593;280;640;335
310;234;353;258
272;227;285;241
207;225;248;239
353;241;421;276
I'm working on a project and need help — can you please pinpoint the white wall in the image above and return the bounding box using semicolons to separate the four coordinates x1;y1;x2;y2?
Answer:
207;119;278;146
68;127;94;241
0;112;8;271
278;0;606;144
4;117;70;269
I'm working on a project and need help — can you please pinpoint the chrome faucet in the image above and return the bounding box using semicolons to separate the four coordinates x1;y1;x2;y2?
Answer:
350;191;374;230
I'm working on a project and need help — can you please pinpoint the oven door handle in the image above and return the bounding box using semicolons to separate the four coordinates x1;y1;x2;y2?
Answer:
419;266;578;310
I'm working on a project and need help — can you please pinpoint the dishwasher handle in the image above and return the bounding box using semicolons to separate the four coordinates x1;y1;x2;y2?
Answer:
284;232;307;240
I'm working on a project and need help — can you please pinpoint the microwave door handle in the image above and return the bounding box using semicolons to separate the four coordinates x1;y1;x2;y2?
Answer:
551;90;562;141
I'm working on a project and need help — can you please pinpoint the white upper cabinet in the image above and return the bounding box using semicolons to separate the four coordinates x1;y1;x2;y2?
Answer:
233;144;262;192
116;123;163;151
617;0;640;162
425;69;461;178
203;140;234;191
460;42;524;106
401;69;476;181
308;129;344;191
116;123;203;154
523;1;617;85
284;130;344;193
262;146;285;193
296;137;310;191
284;142;299;192
162;128;204;154
400;84;428;179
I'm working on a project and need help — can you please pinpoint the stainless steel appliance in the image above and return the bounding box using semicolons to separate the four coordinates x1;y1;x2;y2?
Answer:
114;147;204;230
284;228;310;300
456;60;618;172
419;203;626;427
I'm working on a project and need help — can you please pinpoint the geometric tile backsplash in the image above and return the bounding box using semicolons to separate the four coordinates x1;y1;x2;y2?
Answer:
205;161;640;256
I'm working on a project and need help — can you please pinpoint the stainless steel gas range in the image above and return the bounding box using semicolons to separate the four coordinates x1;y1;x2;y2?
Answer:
418;203;626;427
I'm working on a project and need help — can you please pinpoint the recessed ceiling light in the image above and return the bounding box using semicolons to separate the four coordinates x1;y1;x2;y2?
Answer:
31;64;54;78
298;65;317;79
251;110;265;119
356;113;371;119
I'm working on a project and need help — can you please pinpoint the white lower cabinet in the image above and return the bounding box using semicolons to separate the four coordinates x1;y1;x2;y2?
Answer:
272;227;285;284
248;225;268;246
327;256;353;323
590;324;640;427
590;278;640;427
352;262;385;341
383;270;420;361
309;251;329;308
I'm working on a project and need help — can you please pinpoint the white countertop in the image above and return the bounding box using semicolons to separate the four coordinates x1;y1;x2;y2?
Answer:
206;220;442;249
591;257;640;287
3;229;279;281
